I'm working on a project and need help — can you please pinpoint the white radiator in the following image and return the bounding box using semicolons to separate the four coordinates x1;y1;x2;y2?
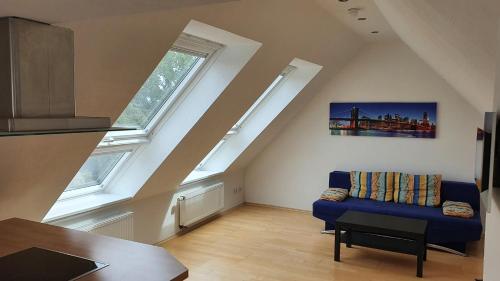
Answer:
178;182;224;228
72;212;134;240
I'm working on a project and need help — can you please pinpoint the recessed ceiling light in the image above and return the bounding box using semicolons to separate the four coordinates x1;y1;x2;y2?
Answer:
371;31;379;34
338;0;349;2
358;17;367;21
348;7;361;17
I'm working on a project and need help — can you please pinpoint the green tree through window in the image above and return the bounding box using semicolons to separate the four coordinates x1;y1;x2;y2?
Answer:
114;50;202;129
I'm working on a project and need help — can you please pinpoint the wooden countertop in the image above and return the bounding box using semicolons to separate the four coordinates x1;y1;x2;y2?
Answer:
0;218;188;281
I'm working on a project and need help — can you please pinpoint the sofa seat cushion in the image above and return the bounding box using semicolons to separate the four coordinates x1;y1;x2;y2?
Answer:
312;198;482;244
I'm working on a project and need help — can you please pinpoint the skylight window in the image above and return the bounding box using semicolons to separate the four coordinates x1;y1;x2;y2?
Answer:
61;33;221;197
45;20;264;222
231;72;286;131
115;49;205;129
195;66;295;172
183;59;322;185
66;151;127;192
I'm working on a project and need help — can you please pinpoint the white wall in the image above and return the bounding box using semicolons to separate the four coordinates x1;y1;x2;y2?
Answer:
245;40;482;211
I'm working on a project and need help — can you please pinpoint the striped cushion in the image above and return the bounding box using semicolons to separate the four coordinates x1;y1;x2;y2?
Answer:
349;171;394;202
394;173;441;207
442;200;474;218
370;172;395;202
320;188;348;202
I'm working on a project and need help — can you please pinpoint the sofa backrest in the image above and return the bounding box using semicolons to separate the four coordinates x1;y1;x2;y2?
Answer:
329;171;481;211
329;171;351;189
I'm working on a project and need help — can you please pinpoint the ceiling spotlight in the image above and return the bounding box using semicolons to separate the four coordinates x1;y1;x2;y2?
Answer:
347;7;361;17
371;31;379;34
358;17;367;21
338;0;349;2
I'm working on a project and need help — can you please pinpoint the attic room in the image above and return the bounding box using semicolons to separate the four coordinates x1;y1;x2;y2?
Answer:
0;0;499;280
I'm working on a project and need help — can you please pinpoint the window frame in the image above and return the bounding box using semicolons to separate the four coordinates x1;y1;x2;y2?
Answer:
104;34;223;142
231;65;296;133
61;34;223;199
106;51;206;139
194;65;296;171
59;146;135;200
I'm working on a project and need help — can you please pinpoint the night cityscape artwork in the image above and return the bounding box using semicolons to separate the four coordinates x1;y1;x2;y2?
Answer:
329;102;437;138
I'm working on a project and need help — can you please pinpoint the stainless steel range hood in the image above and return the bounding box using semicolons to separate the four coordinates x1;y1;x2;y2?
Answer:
0;17;128;136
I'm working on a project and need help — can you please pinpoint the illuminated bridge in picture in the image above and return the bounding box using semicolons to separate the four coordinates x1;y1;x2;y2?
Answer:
330;107;434;131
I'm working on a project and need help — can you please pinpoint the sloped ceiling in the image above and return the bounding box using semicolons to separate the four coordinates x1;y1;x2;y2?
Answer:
374;0;498;112
0;0;365;220
0;0;237;23
315;0;396;42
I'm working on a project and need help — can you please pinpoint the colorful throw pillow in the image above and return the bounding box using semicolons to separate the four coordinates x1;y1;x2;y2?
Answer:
394;173;441;207
349;171;394;202
369;172;394;202
442;201;474;218
320;188;348;202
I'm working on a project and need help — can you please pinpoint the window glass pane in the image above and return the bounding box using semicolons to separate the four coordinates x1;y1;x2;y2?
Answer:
66;152;126;191
114;50;203;129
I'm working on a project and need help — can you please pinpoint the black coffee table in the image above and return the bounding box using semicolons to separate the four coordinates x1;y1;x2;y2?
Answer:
334;211;428;278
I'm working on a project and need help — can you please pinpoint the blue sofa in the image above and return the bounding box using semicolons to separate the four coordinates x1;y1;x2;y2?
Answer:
312;171;483;253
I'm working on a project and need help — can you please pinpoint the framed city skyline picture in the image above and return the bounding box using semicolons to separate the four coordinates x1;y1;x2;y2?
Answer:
329;102;437;138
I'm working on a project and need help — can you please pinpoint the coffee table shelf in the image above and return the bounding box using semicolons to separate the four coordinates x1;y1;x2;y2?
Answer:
334;211;428;278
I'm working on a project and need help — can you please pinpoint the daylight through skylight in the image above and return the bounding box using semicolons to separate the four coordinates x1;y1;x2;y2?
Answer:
115;50;205;129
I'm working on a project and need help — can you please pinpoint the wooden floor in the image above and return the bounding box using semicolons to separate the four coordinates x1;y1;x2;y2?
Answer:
160;204;484;281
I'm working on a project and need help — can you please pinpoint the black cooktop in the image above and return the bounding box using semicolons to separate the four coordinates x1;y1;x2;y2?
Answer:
0;247;108;281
